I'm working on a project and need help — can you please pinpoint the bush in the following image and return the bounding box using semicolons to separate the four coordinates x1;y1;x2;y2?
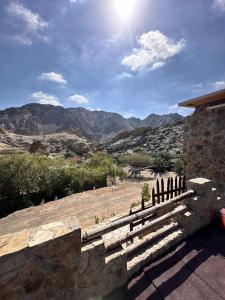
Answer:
141;183;151;202
173;158;184;176
0;153;125;218
152;152;173;173
118;153;152;168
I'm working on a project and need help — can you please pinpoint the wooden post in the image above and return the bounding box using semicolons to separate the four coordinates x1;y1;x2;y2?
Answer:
182;176;186;192
141;197;145;225
152;188;156;206
129;209;133;232
156;179;160;204
175;177;178;197
161;178;165;202
179;176;182;195
166;177;170;200
170;177;174;198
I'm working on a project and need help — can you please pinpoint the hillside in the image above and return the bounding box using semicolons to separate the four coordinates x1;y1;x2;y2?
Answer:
105;122;183;157
0;128;92;155
0;103;183;139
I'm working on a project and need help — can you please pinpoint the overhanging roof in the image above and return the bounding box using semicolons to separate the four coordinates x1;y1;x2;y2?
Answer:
178;88;225;108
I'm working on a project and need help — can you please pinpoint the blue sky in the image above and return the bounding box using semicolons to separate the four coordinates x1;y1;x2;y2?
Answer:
0;0;225;118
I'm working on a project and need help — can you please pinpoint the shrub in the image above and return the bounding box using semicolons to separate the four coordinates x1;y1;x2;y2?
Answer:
0;153;125;218
152;152;173;173
173;158;184;176
118;153;152;168
141;183;151;202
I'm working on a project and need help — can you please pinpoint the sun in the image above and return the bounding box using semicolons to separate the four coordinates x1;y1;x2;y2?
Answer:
114;0;136;20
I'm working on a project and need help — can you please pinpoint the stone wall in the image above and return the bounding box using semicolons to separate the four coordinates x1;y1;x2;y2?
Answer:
184;103;225;195
0;216;81;300
0;177;223;300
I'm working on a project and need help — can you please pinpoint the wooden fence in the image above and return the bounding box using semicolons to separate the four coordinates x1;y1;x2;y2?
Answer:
129;176;186;231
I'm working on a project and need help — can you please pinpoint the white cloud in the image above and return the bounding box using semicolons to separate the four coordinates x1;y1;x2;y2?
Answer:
169;104;193;116
192;83;203;90
38;72;67;85
213;0;225;12
6;2;49;45
30;91;61;106
122;31;185;72
116;72;133;80
213;80;225;89
68;94;89;105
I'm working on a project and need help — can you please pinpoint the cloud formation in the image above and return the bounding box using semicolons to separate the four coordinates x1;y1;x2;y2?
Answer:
213;80;225;89
116;72;133;80
122;31;185;72
30;91;61;106
68;94;89;105
6;2;49;45
38;72;67;84
213;0;225;12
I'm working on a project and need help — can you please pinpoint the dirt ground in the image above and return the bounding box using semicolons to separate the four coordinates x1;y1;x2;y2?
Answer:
0;170;177;236
68;170;177;228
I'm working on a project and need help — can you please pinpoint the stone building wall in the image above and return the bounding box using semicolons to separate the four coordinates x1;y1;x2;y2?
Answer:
183;102;225;194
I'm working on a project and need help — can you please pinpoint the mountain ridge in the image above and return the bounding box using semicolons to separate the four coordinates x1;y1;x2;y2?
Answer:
0;103;184;139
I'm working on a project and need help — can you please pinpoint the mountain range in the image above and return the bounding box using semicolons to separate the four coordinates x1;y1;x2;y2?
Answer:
0;103;183;140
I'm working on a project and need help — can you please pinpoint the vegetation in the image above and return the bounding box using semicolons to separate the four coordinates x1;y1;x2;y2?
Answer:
173;157;184;176
0;153;125;218
141;183;151;202
118;152;152;168
152;152;173;173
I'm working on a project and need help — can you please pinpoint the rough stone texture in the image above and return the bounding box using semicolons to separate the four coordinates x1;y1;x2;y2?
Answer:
106;122;183;157
0;217;81;300
184;103;225;196
0;177;223;300
78;238;127;299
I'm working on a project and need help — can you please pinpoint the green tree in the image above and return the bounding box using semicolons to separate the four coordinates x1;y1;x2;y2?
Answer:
118;153;152;168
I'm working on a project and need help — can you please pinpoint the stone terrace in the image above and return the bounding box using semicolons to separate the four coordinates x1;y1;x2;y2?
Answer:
105;220;225;300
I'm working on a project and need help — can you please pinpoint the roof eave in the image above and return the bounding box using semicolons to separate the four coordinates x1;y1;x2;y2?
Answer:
178;88;225;108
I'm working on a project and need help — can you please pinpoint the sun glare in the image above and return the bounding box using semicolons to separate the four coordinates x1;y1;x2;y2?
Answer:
114;0;136;20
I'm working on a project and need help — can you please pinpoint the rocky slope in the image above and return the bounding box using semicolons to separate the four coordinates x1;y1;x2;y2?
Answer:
0;103;183;139
105;122;183;157
0;128;92;155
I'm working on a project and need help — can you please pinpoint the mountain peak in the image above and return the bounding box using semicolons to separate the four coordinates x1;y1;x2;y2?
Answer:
0;103;183;138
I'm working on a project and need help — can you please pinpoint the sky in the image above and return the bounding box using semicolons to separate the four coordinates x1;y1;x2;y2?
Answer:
0;0;225;118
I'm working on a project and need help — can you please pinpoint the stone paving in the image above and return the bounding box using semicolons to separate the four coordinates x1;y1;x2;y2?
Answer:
105;220;225;300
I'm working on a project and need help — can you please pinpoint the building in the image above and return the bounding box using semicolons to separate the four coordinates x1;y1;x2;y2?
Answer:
179;88;225;195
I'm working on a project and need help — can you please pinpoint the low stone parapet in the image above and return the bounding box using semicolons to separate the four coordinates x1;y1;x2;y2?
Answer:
0;177;223;300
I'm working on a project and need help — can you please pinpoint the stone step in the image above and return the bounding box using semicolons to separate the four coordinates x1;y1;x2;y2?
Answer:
126;221;184;277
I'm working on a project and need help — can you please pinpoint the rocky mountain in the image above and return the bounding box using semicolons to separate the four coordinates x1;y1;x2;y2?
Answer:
0;103;183;139
0;128;92;155
105;122;183;157
142;113;183;128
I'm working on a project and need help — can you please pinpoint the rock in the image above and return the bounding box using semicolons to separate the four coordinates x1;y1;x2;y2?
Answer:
105;123;183;157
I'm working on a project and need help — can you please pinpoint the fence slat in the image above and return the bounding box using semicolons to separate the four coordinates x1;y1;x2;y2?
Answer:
152;188;156;206
129;209;133;232
170;177;174;198
156;179;160;204
182;176;186;193
141;197;145;225
175;177;178;197
129;175;186;232
166;178;170;200
161;178;165;202
179;176;182;195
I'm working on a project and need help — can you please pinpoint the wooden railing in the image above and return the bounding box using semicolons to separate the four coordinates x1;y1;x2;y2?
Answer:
81;190;195;250
152;176;186;205
129;176;186;231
